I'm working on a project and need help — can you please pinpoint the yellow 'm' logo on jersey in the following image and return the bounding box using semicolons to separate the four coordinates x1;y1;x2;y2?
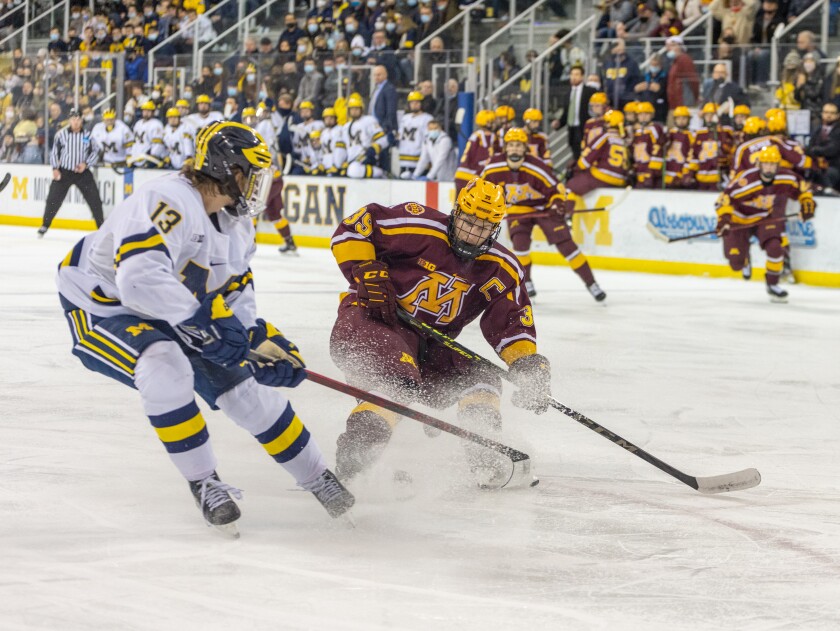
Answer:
399;271;472;325
747;195;775;211
126;323;154;336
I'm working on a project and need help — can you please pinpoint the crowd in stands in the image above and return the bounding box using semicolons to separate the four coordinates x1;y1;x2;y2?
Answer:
0;0;837;189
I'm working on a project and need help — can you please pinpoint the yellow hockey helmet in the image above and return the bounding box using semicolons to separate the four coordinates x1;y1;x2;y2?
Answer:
673;106;690;118
743;116;766;135
603;109;624;127
623;101;639;114
196;94;212;105
766;110;787;133
590;92;608;105
449;177;507;259
503;127;529;144
140;100;156;111
102;108;116;120
310;129;321;139
322;107;336;118
495;105;515;121
407;91;423;102
756;145;782;164
347;94;365;109
475;109;495;127
636;101;655;114
733;104;751;117
299;100;314;110
165;107;180;118
523;108;543;122
764;107;783;119
701;102;717;115
241;107;256;118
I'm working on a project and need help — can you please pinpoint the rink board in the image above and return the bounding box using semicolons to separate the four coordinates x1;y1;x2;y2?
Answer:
1;164;837;287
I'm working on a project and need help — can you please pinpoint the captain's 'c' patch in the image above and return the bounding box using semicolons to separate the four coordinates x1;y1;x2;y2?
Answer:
405;202;425;216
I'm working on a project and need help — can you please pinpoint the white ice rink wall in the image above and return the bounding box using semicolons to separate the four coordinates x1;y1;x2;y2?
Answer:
1;164;838;287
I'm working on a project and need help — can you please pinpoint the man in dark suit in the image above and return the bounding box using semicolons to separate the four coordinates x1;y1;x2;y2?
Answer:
807;101;840;191
701;63;748;125
552;64;595;161
370;64;398;171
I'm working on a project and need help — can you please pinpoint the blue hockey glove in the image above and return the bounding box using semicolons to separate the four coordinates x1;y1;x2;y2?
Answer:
178;294;250;367
247;319;307;388
363;147;378;165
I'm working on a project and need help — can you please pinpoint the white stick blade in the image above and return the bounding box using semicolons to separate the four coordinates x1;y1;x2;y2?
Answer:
695;468;761;494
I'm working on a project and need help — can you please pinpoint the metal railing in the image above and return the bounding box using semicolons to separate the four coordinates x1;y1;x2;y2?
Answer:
478;0;549;103
412;0;484;85
634;11;712;71
0;0;67;53
770;0;829;88
0;4;28;51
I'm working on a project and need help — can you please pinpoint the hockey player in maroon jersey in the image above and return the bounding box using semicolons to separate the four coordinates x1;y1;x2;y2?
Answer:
481;128;605;302
581;92;609;150
664;106;696;188
766;109;812;176
623;101;639;139
730;104;751;159
328;178;552;488
494;104;516;146
523;108;552;167
691;103;731;191
632;101;665;189
454;109;500;192
731;116;810;177
715;145;815;302
567;109;629;196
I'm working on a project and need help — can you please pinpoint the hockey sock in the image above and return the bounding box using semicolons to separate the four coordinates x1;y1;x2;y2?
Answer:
134;341;217;481
274;217;292;240
764;238;784;286
336;403;395;479
556;240;595;286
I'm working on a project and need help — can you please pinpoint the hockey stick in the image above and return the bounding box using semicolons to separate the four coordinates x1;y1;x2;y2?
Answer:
396;310;761;495
514;207;606;221
246;350;533;489
0;172;11;193
649;212;800;244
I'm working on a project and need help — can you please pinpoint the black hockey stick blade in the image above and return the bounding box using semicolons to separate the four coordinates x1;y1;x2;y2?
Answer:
246;350;532;490
397;310;762;495
0;172;10;193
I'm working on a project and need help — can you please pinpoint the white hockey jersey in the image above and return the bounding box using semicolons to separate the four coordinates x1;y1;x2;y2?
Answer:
414;133;457;182
130;118;166;166
341;115;389;163
56;173;257;330
300;143;325;174
162;123;196;169
91;120;135;164
185;111;224;132
292;119;325;158
319;124;342;174
398;111;433;169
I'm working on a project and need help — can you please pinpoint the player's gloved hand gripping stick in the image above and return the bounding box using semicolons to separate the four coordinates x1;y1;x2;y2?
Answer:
178;294;251;367
396;309;762;495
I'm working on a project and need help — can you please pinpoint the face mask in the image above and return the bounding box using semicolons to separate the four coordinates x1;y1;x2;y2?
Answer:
286;22;296;30
224;104;235;117
213;67;223;76
84;114;94;122
420;14;431;23
375;20;385;30
385;22;396;32
427;129;440;140
305;64;318;74
350;0;361;6
151;90;161;99
244;73;255;83
258;90;267;99
804;62;816;73
317;0;327;6
407;0;417;5
367;0;378;8
278;106;292;116
72;12;79;18
308;23;318;33
145;9;153;17
666;50;676;59
50;33;59;41
436;2;447;11
128;11;136;18
227;87;238;97
297;44;308;54
323;65;334;74
5;110;14;120
352;48;363;57
327;38;336;50
714;77;725;85
345;23;356;33
149;31;158;40
649;65;660;74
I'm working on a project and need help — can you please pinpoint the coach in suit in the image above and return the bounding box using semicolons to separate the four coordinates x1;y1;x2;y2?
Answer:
807;101;840;190
370;65;398;171
552;64;595;161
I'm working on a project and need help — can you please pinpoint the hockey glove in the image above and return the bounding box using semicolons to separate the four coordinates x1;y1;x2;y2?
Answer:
800;196;816;221
715;213;732;236
508;353;552;415
363;147;378;166
178;294;250;367
249;319;306;367
352;260;397;326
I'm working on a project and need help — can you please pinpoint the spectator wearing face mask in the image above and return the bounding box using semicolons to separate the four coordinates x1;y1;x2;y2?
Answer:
412;119;456;181
603;39;640;111
48;27;68;54
795;53;825;127
279;14;307;51
635;54;668;122
296;58;325;112
711;0;759;46
237;64;260;108
665;36;699;114
701;63;748;124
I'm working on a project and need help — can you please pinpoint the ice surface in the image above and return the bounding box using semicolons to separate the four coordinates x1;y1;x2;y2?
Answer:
1;225;839;630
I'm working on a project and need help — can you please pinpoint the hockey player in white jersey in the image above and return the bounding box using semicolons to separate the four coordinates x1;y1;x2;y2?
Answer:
55;122;354;534
341;94;389;179
91;109;134;166
300;129;325;175
398;91;433;176
320;107;342;176
185;94;224;132
129;101;166;167
412;119;457;181
162;107;195;169
291;101;324;175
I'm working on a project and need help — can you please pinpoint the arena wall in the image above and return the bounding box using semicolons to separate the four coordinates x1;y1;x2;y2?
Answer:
1;165;837;287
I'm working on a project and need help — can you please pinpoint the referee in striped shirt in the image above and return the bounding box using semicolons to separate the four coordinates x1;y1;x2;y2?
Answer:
38;109;103;237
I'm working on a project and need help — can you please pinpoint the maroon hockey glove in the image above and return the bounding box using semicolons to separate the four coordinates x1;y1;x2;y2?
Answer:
800;196;816;221
352;260;397;326
509;353;552;415
715;213;732;236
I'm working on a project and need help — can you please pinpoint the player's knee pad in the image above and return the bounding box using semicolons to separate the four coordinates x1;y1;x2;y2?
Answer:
134;341;194;413
510;233;532;253
215;378;291;436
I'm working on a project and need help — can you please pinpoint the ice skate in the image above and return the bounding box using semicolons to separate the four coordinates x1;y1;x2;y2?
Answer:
742;257;752;280
304;468;355;520
587;282;607;302
767;284;788;303
278;236;298;255
189;472;242;538
525;280;537;298
36;226;47;239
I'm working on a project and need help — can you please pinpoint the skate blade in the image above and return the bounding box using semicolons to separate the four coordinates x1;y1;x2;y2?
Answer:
769;295;789;304
210;521;240;539
338;510;356;529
